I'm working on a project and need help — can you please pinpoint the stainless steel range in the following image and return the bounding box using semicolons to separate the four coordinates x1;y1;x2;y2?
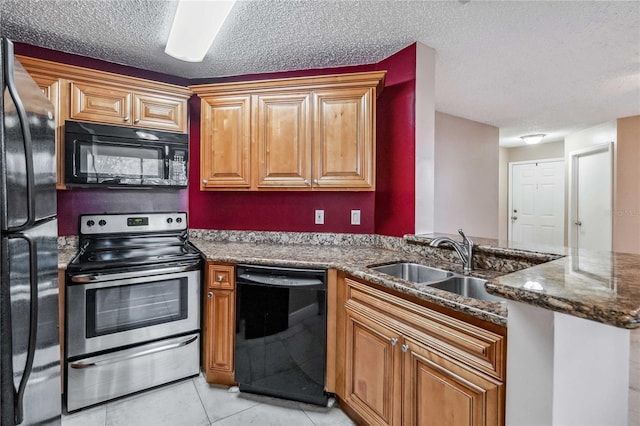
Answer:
64;212;201;412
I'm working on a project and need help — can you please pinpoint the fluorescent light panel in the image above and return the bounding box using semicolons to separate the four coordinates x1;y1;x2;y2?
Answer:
165;0;236;62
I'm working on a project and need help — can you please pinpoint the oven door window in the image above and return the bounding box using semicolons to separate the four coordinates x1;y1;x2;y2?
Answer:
76;140;164;184
86;278;188;337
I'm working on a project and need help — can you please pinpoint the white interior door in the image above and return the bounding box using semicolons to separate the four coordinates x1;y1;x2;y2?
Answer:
570;143;613;251
509;159;565;246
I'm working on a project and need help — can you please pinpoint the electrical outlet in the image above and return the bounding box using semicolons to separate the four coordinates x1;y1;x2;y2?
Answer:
315;210;325;225
351;210;361;225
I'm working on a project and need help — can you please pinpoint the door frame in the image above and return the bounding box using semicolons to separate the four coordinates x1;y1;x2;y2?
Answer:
507;158;564;243
568;142;614;250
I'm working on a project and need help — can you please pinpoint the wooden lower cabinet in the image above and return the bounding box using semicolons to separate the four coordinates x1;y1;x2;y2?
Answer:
338;276;505;426
403;336;502;426
344;309;402;426
203;263;236;385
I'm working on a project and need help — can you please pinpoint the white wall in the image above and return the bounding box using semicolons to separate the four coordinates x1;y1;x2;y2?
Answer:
434;112;499;238
414;42;436;234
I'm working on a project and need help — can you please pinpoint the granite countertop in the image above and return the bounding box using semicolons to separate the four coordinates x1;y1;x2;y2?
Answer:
190;238;508;327
410;234;640;329
57;230;640;329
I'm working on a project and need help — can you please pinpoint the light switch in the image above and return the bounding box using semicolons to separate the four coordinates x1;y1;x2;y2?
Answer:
351;210;361;225
315;210;325;225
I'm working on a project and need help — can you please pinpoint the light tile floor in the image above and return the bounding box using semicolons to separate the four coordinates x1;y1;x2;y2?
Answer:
62;374;354;426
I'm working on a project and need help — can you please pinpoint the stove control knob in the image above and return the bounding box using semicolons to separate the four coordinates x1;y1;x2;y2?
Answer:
86;220;95;227
176;217;183;223
98;220;107;227
167;218;173;224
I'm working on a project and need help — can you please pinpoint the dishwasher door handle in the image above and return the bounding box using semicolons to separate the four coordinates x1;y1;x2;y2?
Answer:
237;273;324;287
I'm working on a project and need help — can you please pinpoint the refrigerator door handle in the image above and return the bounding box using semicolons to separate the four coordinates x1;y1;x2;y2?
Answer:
8;233;39;425
2;39;36;231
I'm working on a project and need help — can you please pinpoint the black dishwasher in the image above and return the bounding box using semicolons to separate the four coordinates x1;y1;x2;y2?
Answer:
235;264;329;406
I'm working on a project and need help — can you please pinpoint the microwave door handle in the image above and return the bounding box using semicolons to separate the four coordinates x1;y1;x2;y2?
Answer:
164;146;170;179
3;39;36;231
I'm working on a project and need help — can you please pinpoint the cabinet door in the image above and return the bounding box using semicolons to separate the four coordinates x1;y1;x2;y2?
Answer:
133;92;186;132
70;81;132;126
255;92;312;188
345;309;402;426
201;96;252;189
204;289;236;385
403;336;503;426
204;264;236;385
313;87;375;190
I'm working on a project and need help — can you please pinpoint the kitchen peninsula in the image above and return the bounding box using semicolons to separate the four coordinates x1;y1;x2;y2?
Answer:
186;229;639;426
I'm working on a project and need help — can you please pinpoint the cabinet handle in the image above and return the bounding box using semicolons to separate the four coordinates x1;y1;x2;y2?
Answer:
575;220;582;226
134;118;140;124
207;292;213;298
303;180;309;186
401;344;409;352
217;275;224;282
202;179;208;185
313;179;319;184
123;116;130;122
390;338;398;346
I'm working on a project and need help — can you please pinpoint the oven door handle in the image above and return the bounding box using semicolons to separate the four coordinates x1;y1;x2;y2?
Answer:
69;335;198;369
69;263;200;283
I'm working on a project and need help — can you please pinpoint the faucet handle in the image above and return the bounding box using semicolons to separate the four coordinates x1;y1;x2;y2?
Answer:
457;228;472;245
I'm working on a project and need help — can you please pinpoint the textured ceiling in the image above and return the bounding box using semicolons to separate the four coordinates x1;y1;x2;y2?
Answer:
1;0;639;147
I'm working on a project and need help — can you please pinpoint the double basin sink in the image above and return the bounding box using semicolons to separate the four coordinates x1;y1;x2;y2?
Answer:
369;262;502;302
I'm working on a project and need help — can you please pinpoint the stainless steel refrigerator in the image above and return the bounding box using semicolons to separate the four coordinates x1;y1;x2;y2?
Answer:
0;38;60;425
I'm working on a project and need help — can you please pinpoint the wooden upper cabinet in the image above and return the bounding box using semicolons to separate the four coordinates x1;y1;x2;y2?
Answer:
133;92;186;131
255;92;312;188
313;87;374;189
29;73;65;189
70;81;132;125
190;71;385;191
16;55;191;189
200;95;252;189
70;82;187;132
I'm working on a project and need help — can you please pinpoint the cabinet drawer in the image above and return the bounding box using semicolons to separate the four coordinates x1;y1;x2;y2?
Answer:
207;264;234;290
344;277;505;381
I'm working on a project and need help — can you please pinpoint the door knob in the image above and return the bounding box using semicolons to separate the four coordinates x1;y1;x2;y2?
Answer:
401;344;409;353
123;116;130;122
390;338;398;346
207;292;213;298
575;220;582;226
202;179;207;185
511;216;518;221
217;275;224;282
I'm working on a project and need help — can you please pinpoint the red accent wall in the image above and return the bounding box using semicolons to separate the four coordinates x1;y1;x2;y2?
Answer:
16;42;417;236
373;45;417;236
189;45;418;235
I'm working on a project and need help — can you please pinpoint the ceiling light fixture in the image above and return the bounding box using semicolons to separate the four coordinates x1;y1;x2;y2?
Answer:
520;134;546;145
165;0;236;62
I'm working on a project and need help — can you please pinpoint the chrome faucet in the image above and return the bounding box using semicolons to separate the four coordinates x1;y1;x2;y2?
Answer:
430;229;474;274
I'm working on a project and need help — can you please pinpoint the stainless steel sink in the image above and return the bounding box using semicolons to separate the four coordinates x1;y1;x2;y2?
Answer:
369;262;454;284
427;276;503;302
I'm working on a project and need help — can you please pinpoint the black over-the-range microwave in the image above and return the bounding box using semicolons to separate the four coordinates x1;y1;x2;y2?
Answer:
65;120;189;188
